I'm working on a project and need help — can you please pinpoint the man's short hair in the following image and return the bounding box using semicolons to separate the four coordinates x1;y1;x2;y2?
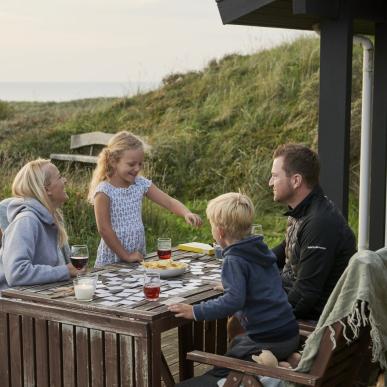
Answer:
206;192;254;240
273;144;320;188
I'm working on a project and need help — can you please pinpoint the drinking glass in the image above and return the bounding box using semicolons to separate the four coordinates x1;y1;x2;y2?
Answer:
157;238;172;260
73;274;98;301
213;243;223;260
143;271;161;301
251;224;264;237
70;245;89;270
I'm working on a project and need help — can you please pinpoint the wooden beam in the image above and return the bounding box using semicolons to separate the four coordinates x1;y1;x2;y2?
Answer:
216;0;276;25
318;1;353;219
369;22;387;250
293;0;339;19
50;153;98;164
293;0;387;22
353;0;387;23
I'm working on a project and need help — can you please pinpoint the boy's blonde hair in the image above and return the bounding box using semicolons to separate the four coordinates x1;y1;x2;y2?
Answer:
87;131;148;203
12;158;68;247
206;192;254;240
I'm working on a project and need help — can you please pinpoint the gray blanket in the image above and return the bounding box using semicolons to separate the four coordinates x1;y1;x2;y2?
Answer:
286;248;387;387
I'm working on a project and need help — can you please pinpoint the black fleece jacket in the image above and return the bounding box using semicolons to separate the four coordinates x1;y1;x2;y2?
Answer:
273;186;356;320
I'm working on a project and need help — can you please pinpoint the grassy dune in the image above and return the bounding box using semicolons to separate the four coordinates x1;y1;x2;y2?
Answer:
0;37;363;263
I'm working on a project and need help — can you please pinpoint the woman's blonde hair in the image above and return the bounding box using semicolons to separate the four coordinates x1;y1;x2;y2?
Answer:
87;131;147;203
12;158;68;247
206;192;254;241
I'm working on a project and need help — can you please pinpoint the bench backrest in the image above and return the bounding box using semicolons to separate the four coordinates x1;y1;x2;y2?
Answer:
310;320;371;387
70;132;113;150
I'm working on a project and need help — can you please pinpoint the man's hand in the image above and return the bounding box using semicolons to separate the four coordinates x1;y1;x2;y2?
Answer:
168;303;194;319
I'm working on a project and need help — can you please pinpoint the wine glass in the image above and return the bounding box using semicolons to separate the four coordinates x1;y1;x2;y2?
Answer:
70;245;89;270
251;224;264;237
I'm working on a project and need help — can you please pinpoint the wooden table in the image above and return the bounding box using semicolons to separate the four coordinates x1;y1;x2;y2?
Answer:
0;249;227;387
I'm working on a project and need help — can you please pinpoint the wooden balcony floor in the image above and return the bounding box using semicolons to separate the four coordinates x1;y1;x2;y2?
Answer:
162;328;212;385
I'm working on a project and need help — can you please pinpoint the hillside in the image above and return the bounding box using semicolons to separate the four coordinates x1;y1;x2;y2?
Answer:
0;37;363;259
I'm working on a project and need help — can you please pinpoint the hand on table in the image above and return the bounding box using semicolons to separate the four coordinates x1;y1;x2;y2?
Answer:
212;281;224;292
67;263;86;277
184;212;202;227
168;303;194;319
123;251;144;263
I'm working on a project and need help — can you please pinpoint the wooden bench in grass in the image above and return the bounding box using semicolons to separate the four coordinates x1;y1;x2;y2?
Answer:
50;131;113;164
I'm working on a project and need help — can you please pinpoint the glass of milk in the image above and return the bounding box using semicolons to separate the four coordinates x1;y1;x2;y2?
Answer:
73;274;98;301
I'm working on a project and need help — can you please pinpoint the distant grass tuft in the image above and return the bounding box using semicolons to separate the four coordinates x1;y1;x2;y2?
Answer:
0;100;13;120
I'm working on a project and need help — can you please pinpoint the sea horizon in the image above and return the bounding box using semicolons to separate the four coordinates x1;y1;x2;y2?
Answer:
0;81;159;102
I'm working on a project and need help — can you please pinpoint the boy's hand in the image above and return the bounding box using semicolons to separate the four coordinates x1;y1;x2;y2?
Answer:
212;281;224;292
168;303;194;319
184;212;202;227
123;251;144;263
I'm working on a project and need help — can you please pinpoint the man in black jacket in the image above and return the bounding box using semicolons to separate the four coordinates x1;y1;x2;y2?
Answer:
269;144;356;321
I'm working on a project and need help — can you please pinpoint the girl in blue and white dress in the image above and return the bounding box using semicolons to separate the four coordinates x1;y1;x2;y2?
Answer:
88;131;202;267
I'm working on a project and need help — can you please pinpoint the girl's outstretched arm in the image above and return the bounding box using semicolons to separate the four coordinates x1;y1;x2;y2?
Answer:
146;184;202;227
94;192;143;263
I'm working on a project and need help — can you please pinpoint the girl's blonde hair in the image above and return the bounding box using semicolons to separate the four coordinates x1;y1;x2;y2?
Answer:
206;192;254;241
12;158;68;247
87;131;147;203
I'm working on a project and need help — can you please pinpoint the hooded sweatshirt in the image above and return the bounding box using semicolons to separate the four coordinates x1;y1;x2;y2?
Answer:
193;236;298;342
0;198;70;290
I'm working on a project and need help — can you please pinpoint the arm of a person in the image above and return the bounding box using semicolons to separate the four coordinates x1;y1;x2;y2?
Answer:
94;193;143;263
191;258;247;321
168;303;194;319
3;218;70;287
287;216;339;318
145;184;202;227
272;239;286;269
168;281;225;319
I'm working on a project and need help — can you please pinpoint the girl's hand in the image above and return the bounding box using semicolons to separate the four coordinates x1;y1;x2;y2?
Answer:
184;212;202;227
123;252;144;263
67;263;85;277
168;303;194;319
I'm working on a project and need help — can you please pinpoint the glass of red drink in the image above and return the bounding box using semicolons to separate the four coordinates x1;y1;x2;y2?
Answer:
157;238;172;260
143;271;161;301
70;245;89;270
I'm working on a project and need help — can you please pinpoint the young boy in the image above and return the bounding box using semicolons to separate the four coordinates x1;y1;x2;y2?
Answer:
169;192;299;386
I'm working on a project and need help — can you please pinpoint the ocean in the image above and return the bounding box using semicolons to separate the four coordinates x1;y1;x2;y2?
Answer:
0;81;159;102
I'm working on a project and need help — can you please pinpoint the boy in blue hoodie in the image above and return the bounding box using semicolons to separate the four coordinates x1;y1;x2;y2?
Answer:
169;192;299;385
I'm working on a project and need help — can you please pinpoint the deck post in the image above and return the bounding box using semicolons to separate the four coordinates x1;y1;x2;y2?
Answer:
369;22;387;250
318;1;353;219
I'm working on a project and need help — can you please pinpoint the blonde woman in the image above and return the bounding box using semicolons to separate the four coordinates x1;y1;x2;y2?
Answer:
0;159;80;290
88;131;202;267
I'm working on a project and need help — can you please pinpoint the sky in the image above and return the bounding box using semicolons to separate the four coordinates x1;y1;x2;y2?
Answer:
0;0;312;83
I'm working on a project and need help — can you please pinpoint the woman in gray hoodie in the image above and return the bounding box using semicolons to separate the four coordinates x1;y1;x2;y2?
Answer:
0;159;80;290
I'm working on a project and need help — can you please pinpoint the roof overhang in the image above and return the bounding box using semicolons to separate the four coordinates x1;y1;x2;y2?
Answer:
216;0;387;35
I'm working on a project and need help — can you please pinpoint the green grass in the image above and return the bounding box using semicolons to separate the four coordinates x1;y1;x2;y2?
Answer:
0;37;363;262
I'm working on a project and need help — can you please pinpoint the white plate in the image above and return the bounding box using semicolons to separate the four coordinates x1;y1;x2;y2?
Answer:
159;267;188;278
145;266;188;279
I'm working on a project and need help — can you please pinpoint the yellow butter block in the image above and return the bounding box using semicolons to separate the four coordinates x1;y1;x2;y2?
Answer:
177;242;214;255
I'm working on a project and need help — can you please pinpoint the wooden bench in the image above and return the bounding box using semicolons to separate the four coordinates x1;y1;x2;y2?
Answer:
50;131;113;164
187;319;373;387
